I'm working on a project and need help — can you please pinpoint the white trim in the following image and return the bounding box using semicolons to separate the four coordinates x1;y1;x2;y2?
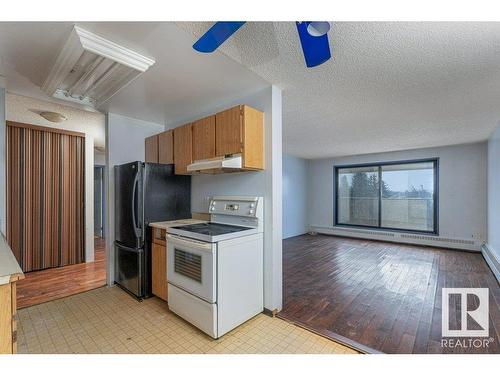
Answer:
267;85;283;312
482;243;500;283
310;225;482;251
74;26;155;72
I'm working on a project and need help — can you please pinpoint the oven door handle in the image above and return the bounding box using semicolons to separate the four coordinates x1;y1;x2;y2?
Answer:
166;234;214;250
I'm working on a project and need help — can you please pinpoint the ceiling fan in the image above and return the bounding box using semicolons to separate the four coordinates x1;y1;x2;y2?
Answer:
192;21;332;68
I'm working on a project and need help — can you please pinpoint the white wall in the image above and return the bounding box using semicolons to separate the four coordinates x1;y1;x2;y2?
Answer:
0;79;5;234
282;154;309;239
5;93;103;262
94;150;106;165
105;113;165;285
186;86;283;312
486;124;500;278
308;142;487;243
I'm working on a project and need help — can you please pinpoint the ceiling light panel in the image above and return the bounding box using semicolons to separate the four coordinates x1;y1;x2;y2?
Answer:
42;26;155;108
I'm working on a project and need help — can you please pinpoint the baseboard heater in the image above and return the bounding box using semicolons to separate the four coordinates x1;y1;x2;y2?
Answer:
481;243;500;283
309;225;482;252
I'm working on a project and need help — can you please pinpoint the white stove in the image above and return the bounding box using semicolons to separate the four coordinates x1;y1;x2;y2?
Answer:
166;196;264;339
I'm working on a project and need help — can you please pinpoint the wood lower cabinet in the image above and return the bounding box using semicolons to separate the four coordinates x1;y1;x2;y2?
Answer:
158;130;174;164
151;228;167;301
145;134;159;163
173;124;193;175
0;279;21;354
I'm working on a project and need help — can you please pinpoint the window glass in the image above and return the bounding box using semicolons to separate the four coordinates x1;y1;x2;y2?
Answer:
337;166;379;227
336;160;437;233
381;162;435;231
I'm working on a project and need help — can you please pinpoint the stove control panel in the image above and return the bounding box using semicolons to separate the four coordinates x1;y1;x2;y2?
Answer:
209;196;263;231
209;196;262;218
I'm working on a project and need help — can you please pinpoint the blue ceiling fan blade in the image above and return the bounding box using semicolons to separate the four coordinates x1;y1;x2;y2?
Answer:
193;22;246;53
296;21;331;68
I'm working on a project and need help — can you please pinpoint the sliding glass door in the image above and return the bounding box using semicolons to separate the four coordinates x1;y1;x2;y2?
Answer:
335;159;438;234
337;166;379;227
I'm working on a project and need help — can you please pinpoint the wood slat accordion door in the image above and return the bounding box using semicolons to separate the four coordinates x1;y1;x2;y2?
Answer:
6;122;85;272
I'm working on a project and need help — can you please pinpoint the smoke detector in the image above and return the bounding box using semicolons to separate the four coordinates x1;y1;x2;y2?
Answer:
42;26;155;108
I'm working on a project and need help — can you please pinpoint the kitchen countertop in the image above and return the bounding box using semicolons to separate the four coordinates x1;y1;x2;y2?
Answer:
0;233;24;285
149;219;206;230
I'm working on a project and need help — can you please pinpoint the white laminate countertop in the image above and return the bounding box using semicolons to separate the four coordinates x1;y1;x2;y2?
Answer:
149;219;206;230
0;234;24;285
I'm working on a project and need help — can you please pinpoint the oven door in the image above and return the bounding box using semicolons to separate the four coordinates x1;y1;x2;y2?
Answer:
166;234;216;303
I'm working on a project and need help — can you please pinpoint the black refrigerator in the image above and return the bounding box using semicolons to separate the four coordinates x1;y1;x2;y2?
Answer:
114;162;191;299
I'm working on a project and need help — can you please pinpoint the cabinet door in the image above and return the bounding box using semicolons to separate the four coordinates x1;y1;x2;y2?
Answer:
216;106;242;156
151;242;168;301
242;105;264;169
192;115;216;161
145;135;159;163
0;283;13;354
173;124;192;175
158;130;174;164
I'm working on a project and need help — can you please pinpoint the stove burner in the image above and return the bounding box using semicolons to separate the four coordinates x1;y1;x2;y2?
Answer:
176;222;250;236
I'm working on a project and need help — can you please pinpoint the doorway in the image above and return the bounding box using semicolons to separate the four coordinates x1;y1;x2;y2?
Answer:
94;165;105;238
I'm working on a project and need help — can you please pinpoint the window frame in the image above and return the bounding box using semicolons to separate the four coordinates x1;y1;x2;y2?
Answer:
334;158;439;235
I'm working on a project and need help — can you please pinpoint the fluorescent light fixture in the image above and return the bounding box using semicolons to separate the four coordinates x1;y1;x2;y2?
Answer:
42;26;155;108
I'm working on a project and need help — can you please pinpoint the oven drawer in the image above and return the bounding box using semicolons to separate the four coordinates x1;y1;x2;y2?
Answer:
168;283;217;338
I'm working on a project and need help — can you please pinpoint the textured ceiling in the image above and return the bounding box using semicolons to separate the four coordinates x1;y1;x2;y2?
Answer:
2;22;500;159
178;22;500;159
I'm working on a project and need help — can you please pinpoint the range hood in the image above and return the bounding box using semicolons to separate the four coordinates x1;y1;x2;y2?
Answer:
187;154;243;173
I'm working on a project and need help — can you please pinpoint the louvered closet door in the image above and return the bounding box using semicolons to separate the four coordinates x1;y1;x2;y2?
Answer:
6;122;85;272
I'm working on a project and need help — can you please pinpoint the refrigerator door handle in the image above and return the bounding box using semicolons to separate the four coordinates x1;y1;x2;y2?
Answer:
115;242;143;253
131;170;141;239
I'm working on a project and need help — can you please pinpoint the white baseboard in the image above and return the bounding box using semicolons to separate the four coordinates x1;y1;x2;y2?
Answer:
309;225;482;252
482;243;500;283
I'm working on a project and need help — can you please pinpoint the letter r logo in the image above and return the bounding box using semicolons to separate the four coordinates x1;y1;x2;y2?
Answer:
442;288;489;337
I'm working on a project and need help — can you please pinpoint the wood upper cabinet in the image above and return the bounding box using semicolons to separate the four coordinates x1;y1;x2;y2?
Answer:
152;104;264;174
192;115;216;161
216;106;243;156
145;134;159;163
216;105;264;170
173;123;193;175
158;130;174;164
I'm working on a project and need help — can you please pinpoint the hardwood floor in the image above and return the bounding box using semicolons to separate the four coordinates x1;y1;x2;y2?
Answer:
279;234;500;354
16;237;106;309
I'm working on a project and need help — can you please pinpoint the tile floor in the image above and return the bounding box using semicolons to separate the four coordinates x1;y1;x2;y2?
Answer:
17;286;358;354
